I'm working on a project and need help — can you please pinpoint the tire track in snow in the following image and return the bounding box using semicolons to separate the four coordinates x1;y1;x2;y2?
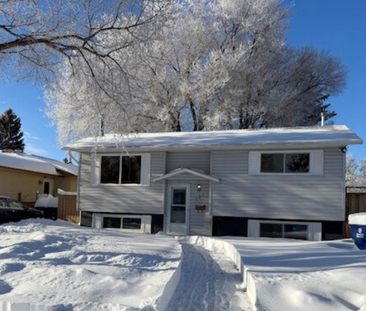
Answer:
166;243;253;311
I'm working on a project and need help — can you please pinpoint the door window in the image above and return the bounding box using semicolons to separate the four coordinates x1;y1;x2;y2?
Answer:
44;182;50;194
171;189;186;223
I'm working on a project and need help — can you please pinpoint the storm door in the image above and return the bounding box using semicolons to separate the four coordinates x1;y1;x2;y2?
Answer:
167;184;190;235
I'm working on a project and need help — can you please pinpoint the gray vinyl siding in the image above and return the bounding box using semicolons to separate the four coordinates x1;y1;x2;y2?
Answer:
165;151;212;235
211;149;345;221
188;179;211;236
166;151;210;175
78;152;164;214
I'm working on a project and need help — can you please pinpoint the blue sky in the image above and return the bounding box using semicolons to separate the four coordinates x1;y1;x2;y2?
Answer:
284;0;366;160
0;0;365;162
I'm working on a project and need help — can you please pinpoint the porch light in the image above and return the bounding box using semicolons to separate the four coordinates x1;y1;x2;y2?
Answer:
197;184;202;191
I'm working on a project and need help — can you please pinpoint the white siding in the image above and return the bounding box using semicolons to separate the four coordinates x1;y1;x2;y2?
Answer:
211;149;345;221
78;152;164;214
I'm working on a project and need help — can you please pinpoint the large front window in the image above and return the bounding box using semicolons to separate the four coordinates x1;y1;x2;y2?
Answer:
101;155;141;184
261;153;309;173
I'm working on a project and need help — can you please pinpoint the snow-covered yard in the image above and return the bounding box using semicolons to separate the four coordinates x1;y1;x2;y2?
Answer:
187;236;366;311
1;220;366;311
0;219;181;311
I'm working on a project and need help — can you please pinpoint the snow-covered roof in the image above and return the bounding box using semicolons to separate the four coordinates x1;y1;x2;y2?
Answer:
63;125;362;151
0;151;78;176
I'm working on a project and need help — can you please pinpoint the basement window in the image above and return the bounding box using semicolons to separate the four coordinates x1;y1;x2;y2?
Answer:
122;218;142;230
103;217;121;229
93;214;151;233
260;222;308;240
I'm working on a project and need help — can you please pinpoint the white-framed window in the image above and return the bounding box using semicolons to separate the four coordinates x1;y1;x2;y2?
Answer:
248;219;322;241
92;214;152;233
248;150;323;175
91;153;151;186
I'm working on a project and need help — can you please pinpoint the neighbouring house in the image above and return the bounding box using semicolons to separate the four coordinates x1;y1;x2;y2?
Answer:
0;151;78;207
63;125;362;240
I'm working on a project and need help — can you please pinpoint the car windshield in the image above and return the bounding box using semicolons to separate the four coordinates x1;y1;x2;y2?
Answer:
0;199;8;208
7;199;25;210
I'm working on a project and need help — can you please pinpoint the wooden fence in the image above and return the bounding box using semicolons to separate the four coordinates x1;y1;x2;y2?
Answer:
344;191;366;237
57;193;79;224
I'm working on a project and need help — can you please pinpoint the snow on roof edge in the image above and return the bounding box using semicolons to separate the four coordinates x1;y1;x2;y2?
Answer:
62;125;362;151
0;151;78;176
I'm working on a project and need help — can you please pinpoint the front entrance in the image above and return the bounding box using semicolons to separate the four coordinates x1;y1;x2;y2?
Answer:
43;178;54;195
167;184;190;235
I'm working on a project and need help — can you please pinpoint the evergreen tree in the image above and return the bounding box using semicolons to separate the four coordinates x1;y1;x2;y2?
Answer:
0;108;25;151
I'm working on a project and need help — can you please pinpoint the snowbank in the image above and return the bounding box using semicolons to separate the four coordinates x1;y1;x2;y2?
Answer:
185;236;366;311
349;212;366;225
0;219;181;311
34;194;58;208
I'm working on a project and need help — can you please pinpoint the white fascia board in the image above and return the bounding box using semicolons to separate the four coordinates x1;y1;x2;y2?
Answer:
63;139;362;154
153;168;220;183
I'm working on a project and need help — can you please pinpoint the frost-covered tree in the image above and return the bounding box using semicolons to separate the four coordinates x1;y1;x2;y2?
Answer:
0;0;170;83
346;154;359;186
46;0;347;144
0;108;25;151
346;154;366;187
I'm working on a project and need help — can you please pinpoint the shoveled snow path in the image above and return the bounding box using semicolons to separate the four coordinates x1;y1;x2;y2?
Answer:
166;242;252;311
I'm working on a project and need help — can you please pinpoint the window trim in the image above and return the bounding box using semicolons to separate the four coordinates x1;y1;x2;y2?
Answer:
260;151;310;175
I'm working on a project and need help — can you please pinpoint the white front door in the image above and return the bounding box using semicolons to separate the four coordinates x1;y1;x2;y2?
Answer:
167;184;190;235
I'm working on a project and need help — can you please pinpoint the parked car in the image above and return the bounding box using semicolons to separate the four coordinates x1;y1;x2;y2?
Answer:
0;196;43;225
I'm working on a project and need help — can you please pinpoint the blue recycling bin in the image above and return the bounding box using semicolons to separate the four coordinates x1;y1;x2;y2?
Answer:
350;225;366;250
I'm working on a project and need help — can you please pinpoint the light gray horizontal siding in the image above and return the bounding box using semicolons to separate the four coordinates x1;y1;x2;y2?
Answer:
78;152;164;214
211;149;345;221
166;151;210;173
188;180;211;236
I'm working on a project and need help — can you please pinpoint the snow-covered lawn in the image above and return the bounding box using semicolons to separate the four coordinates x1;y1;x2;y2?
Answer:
0;219;181;311
187;236;366;311
2;220;365;311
